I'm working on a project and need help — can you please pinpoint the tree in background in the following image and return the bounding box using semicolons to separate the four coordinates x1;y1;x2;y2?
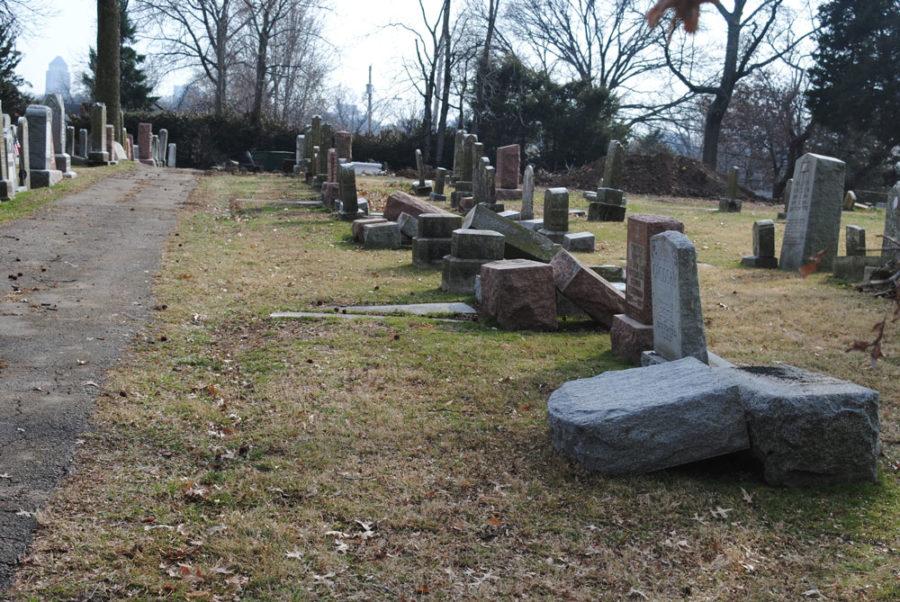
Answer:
807;0;900;186
0;11;30;115
84;0;158;111
97;0;122;141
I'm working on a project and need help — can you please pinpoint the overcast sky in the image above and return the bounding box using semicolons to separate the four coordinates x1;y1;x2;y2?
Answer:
16;0;816;108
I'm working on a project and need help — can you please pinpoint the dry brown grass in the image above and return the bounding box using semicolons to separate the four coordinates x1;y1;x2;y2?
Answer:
10;173;898;600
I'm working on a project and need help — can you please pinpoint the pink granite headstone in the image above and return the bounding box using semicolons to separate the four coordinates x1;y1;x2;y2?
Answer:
138;123;153;164
496;144;520;190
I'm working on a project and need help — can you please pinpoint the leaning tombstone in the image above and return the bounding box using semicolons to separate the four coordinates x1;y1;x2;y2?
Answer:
411;149;433;196
521;165;535;220
645;231;709;365
741;220;778;269
719;166;742;212
431;167;449;202
495;144;522;200
26;105;63;188
779;153;846;272
538;188;569;243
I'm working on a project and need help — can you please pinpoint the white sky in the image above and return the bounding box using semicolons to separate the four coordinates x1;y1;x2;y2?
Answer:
15;0;817;109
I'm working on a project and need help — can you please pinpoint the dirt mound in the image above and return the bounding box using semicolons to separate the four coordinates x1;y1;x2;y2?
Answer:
537;153;762;201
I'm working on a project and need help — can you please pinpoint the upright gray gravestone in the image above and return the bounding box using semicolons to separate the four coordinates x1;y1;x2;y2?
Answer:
883;182;900;260
158;129;169;165
44;94;71;173
26;105;63;188
651;231;708;364
521;165;535;220
741;220;777;269
431;167;448;201
319;123;334;177
845;225;866;257
539;188;569;242
151;135;159;166
484;165;497;207
17;117;30;190
79;128;88;158
167;144;177;167
0;113;14;199
603;140;625;189
779;153;846;272
66;125;75;157
294;134;305;174
452;130;466;181
88;103;109;164
338;163;360;219
412;149;432;195
719;166;742;212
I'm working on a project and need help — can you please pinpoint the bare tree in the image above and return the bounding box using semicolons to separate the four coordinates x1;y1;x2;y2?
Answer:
134;0;247;116
239;0;294;126
472;0;501;135
660;0;815;169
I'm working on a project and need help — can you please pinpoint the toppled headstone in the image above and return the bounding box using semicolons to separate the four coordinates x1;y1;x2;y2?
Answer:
549;358;749;475
442;229;505;294
725;365;879;486
650;231;709;364
384;191;447;221
397;212;418;244
562;232;596;253
479;259;557;330
832;256;886;282
462;204;560;262
550;250;625;328
780;153;846;272
741;220;778;269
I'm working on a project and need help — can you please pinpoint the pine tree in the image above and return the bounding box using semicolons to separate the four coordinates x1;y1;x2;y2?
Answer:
84;0;157;111
807;0;900;152
0;13;31;115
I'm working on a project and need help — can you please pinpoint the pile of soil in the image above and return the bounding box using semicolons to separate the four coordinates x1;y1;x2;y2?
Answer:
537;152;763;201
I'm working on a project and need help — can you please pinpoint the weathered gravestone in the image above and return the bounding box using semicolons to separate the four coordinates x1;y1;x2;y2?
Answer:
778;178;793;220
843;190;857;211
78;128;88;158
452;134;477;208
334;131;352;161
495;144;521;200
883;182;900;260
521;165;535;220
44;94;71;174
431;167;448;202
846;225;866;257
479;259;557;331
413;213;462;267
294;134;306;174
442;229;506;293
463;204;560;262
411;149;432;196
26;105;63;188
66;125;75;158
649;231;709;364
89;103;111;164
338;163;364;220
138;122;154;165
0;112;14;199
603;140;625;189
550;250;625;328
539;188;569;242
452;130;466;182
151;134;160;167
158;129;169;165
16;116;30;190
779;153;846;272
167;144;177;167
741;220;778;269
719;166;742;212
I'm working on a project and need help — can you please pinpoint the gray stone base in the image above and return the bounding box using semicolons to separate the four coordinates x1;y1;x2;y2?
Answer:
497;210;520;220
741;255;778;269
588;202;626;222
55;154;71;173
412;237;452;267
719;199;743;213
441;256;492;294
496;188;522;201
538;229;568;244
562;232;596;253
352;217;389;242
641;350;734;369
832;255;888;282
363;222;402;249
519;219;544;231
30;170;64;188
88;151;112;165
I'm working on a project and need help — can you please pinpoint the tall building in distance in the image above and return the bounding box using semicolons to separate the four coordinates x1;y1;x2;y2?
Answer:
45;56;71;99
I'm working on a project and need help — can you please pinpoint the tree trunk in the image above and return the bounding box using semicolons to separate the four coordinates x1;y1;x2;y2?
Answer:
473;0;498;136
214;0;230;117
435;0;452;166
251;8;271;127
701;93;730;170
96;0;122;142
422;75;435;164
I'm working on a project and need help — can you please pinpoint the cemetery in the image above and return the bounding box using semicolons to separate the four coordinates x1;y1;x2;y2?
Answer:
0;0;897;599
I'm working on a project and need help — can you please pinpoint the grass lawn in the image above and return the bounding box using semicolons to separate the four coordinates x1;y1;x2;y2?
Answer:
0;161;137;225
11;173;898;600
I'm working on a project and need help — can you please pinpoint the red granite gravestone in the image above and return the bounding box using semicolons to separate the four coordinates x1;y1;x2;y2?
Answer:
625;214;684;325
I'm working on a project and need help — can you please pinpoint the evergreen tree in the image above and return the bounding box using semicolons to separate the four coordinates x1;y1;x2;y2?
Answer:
84;0;157;111
0;13;31;115
807;0;900;152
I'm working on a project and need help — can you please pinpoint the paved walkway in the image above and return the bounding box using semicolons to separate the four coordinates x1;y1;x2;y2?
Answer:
0;167;198;587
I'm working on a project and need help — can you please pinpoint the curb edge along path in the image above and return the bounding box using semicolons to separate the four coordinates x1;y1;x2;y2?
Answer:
0;166;199;588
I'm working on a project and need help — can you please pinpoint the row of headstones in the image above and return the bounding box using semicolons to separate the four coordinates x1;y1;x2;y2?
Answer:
741;154;899;278
293;115;354;186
